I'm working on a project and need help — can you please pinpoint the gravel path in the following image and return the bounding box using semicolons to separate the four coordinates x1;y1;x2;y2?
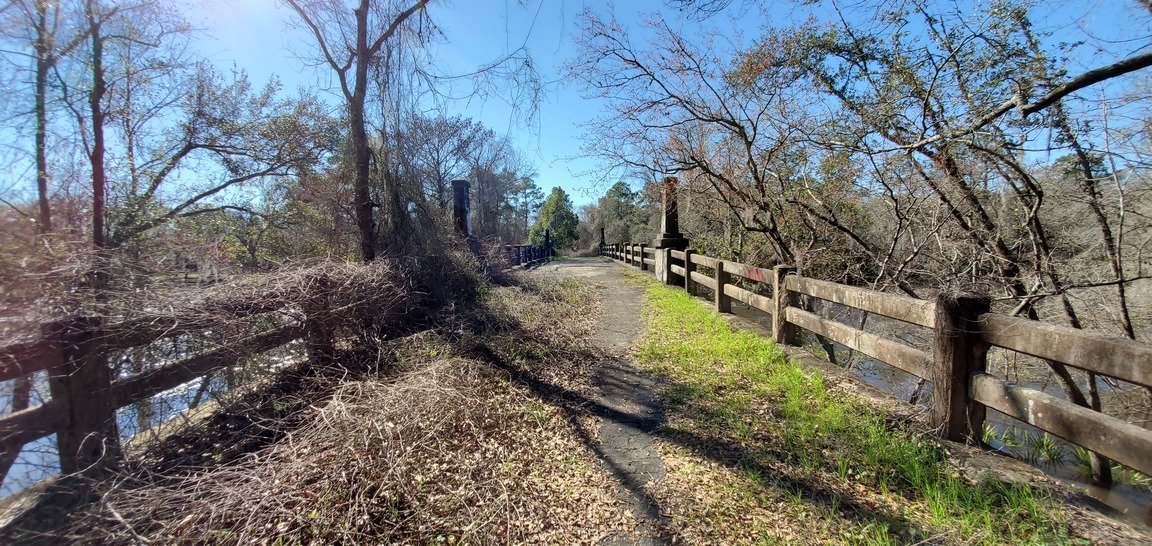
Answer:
536;257;667;546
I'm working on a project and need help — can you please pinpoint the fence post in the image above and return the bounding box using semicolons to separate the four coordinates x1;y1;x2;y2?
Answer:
932;294;991;444
640;244;648;271
624;242;631;266
715;260;731;313
683;249;696;295
545;229;552;262
451;179;471;238
46;316;121;477
305;275;335;366
772;265;799;345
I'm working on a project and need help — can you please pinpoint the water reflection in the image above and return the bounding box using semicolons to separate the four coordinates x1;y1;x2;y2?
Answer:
0;341;304;499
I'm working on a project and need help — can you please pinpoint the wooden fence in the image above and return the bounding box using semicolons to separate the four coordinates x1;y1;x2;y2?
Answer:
505;244;552;268
601;242;1152;477
0;269;406;487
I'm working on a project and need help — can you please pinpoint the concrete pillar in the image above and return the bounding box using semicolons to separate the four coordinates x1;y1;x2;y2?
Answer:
658;248;673;285
652;177;688;285
451;179;471;238
652;177;688;250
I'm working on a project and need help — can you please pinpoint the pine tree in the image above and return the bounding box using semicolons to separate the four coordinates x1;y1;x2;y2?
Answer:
529;187;579;250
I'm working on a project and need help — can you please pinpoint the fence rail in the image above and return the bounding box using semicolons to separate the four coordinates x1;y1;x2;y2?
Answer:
0;317;312;478
504;244;552;267
0;268;413;490
600;243;1152;477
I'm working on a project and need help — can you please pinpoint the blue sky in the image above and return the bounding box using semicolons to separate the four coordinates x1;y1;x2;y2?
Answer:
74;0;1152;208
0;0;1141;210
188;0;618;207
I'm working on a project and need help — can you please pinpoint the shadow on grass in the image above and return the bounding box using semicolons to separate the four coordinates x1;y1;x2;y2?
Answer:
461;338;927;541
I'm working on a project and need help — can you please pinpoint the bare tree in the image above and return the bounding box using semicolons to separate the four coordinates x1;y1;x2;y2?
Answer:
570;1;1152;487
283;0;430;261
0;0;89;235
0;0;88;481
404;114;484;210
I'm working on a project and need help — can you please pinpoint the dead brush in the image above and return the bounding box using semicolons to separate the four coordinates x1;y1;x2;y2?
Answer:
35;269;635;544
472;273;603;393
1;258;422;352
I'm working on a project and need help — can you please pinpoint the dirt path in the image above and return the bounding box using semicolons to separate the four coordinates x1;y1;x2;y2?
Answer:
536;257;667;546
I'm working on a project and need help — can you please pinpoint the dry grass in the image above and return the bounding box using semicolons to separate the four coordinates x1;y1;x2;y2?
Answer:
67;356;631;544
5;269;642;544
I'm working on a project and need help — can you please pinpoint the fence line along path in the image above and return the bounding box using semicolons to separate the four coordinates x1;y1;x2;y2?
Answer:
600;242;1152;480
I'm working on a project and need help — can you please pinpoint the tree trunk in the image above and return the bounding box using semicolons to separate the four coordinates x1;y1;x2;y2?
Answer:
34;2;52;235
351;0;376;262
87;2;106;252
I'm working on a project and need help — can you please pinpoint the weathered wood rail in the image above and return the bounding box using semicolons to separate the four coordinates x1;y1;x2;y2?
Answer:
601;242;1152;478
0;269;409;491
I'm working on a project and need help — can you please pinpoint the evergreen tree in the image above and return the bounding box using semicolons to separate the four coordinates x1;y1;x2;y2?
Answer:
529;187;579;250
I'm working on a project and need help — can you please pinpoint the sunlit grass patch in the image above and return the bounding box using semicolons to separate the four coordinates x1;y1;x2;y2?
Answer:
636;280;1075;545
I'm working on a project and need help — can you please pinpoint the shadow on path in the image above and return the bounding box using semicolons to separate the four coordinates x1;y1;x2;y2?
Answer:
462;340;926;542
515;257;931;541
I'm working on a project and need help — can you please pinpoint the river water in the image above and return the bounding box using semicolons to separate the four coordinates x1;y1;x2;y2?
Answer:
0;341;304;498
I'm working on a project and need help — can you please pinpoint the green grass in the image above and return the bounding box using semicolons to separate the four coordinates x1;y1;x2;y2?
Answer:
635;280;1075;545
1072;447;1152;491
